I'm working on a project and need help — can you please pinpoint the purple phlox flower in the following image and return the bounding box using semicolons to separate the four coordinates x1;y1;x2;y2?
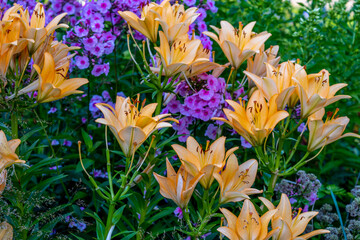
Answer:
91;63;108;77
207;0;218;13
63;140;72;147
91;20;104;33
75;56;90;70
303;205;309;212
83;36;98;49
90;43;105;57
207;75;219;91
307;192;318;205
82;3;95;19
81;117;87;124
289;197;297;204
208;94;221;108
97;0;111;13
234;87;245;99
297;122;307;133
205;124;219;140
197;8;207;21
63;3;76;15
49;165;62;170
137;213;141;220
197;20;207;32
74;26;89;37
51;140;60;146
102;90;111;102
199;108;212;121
48;107;57;114
198;88;214;101
174;207;183;219
241;136;252;149
180;104;192;116
103;40;115;54
80;207;85;211
167;99;181;113
183;0;196;6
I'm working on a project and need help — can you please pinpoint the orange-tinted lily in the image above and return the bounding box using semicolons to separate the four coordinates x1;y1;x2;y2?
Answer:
213;90;289;146
0;130;26;173
154;0;199;43
0;169;6;195
96;96;177;157
0;222;13;239
293;69;350;119
204;21;271;69
153;158;204;209
218;200;278;240
118;2;163;43
245;61;305;110
172;136;238;189
153;31;212;77
214;156;262;204
246;45;280;79
259;193;330;239
307;108;360;152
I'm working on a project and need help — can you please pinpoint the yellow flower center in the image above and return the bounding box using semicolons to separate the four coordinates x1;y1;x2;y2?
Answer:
248;100;263;128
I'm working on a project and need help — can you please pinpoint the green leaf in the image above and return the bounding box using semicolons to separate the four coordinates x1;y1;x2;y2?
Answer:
81;128;93;150
112;205;126;225
146;207;174;224
30;174;67;191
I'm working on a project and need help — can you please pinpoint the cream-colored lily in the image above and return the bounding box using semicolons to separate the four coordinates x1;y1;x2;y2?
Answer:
259;193;330;240
218;200;278;240
293;69;350;119
0;169;6;195
153;158;204;209
307;108;360;152
0;222;13;240
204;21;271;69
153;31;211;77
172;136;238;189
214;156;262;204
0;130;26;173
14;52;88;103
245;61;305;110
96;96;177;157
246;45;280;80
118;1;164;43
154;0;199;43
213;90;289;146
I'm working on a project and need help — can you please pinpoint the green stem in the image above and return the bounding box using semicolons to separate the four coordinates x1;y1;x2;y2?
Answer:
266;172;278;200
105;201;116;237
11;111;18;139
281;152;310;176
183;207;195;232
230;69;238;96
125;156;131;174
155;90;163;116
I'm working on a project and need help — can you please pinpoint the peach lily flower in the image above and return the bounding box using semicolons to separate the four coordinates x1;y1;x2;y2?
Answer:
218;200;278;240
0;169;6;195
96;96;177;157
153;31;212;77
154;0;199;43
213;156;262;204
307;108;360;152
213;90;289;146
0;222;13;239
172;136;238;189
204;21;271;69
153;158;204;209
13;52;88;102
245;61;305;110
0;130;26;173
246;45;280;80
259;193;330;239
293;69;350;119
118;2;163;43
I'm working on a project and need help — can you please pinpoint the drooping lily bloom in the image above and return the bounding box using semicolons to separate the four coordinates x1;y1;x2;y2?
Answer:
218;200;278;240
96;96;177;157
245;61;305;109
15;52;88;103
153;0;199;43
172;136;238;189
153;31;212;77
213;156;262;204
0;222;13;239
213;90;289;146
0;169;6;195
0;130;26;173
118;1;164;43
246;45;280;79
307;108;360;152
259;193;330;239
293;68;351;119
153;158;204;209
204;21;271;69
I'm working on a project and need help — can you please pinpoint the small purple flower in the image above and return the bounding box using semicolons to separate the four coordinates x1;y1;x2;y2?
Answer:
91;44;105;57
297;122;307;133
174;207;183;219
75;56;90;69
205;124;218;140
102;90;111;102
83;36;98;49
89;95;103;112
51;140;60;146
48;107;57;114
63;140;72;147
77;222;87;232
197;21;207;32
97;0;111;13
207;0;218;13
81;117;87;124
167;99;181;113
183;0;196;6
289;198;297;204
207;75;219;91
63;3;76;15
49;165;62;170
74;26;89;37
241;136;252;148
91;20;104;33
197;8;207;21
208;94;221;108
198;89;214;101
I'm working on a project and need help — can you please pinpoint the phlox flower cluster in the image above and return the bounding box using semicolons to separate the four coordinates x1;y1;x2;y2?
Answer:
60;0;148;77
65;216;87;232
